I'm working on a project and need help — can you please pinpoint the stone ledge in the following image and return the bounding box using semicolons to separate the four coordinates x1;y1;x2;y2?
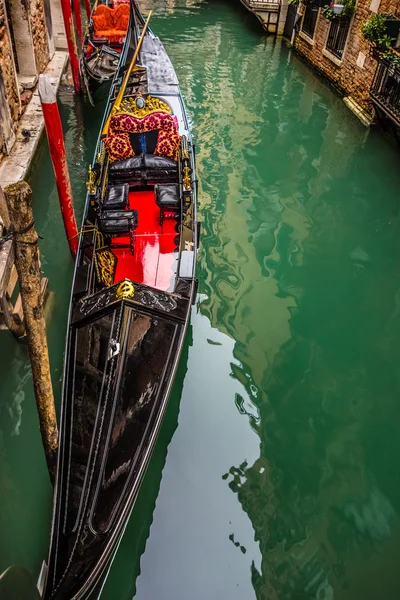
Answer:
0;51;68;189
299;30;315;46
322;48;343;67
343;96;373;127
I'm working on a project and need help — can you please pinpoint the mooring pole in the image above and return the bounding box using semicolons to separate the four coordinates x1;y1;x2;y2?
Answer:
73;0;83;43
60;0;81;94
4;182;58;484
84;0;91;20
38;75;79;258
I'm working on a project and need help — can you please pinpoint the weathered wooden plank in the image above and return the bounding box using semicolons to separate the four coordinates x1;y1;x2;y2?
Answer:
0;240;14;295
6;264;18;298
0;188;10;230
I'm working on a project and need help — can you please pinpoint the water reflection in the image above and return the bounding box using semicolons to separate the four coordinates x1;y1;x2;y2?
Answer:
130;1;400;599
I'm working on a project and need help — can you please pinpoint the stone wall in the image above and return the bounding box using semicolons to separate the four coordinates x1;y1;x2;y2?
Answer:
293;0;400;116
29;0;50;73
0;0;53;160
0;1;20;124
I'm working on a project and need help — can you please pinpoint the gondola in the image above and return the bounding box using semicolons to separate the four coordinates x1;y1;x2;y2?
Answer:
42;2;198;598
80;0;134;103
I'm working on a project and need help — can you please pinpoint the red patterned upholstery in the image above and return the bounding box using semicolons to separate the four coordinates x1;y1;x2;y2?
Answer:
103;133;135;162
106;111;181;160
154;129;181;161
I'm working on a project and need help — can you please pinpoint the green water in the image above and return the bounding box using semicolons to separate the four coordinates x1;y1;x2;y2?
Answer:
2;1;400;598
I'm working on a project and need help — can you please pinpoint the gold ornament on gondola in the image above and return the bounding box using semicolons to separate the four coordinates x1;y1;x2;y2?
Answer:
116;279;135;299
86;165;97;194
183;166;192;191
95;248;117;288
113;94;172;119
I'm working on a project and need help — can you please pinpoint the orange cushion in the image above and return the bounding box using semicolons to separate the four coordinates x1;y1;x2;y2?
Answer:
92;4;129;37
113;4;130;31
95;29;126;43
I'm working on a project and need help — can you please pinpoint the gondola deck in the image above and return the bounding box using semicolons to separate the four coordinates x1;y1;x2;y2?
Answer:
111;189;178;289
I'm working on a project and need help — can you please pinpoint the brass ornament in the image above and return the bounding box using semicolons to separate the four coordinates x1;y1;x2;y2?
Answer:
86;165;97;194
116;279;135;299
181;145;189;161
112;94;172;119
183;166;192;191
97;145;106;165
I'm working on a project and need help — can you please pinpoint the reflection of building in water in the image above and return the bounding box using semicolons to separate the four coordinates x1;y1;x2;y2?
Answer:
177;13;400;598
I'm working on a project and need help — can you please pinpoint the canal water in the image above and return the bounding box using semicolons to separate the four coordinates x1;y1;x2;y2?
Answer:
1;0;400;598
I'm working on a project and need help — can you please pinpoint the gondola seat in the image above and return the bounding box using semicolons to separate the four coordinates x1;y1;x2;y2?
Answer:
99;209;138;235
92;4;130;44
99;209;138;256
108;154;178;184
155;184;180;226
103;183;129;210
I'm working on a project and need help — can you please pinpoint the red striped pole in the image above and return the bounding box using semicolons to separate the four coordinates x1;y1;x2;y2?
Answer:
73;0;83;43
84;0;91;20
60;0;81;94
38;75;79;258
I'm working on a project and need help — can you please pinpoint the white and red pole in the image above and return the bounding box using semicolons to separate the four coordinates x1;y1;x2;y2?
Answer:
38;75;79;258
84;0;91;20
60;0;81;94
73;0;83;43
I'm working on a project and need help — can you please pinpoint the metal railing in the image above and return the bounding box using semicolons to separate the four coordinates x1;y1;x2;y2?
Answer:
326;19;350;59
370;58;400;125
246;0;279;4
301;4;319;39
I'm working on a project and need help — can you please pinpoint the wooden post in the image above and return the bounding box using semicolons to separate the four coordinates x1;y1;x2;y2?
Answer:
73;0;83;43
60;0;81;94
0;187;25;337
0;186;10;230
4;182;58;483
84;0;91;20
38;75;79;258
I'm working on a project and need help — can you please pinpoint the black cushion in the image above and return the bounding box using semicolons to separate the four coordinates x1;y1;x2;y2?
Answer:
155;184;180;208
99;209;138;234
102;209;138;225
100;218;131;235
109;155;143;175
144;154;177;170
108;154;178;184
103;184;129;210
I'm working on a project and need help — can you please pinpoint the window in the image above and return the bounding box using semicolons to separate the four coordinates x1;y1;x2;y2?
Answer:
326;19;351;59
301;2;319;39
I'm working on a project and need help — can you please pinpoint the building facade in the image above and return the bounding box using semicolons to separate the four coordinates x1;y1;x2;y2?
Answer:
0;0;62;160
291;0;400;123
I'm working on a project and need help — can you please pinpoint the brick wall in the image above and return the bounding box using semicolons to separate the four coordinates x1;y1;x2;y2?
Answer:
293;0;400;115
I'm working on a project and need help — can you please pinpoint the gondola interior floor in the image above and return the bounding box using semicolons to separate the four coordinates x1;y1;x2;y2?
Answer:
111;190;178;291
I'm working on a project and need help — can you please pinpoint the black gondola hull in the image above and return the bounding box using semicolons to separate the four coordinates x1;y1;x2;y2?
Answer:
45;285;193;599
